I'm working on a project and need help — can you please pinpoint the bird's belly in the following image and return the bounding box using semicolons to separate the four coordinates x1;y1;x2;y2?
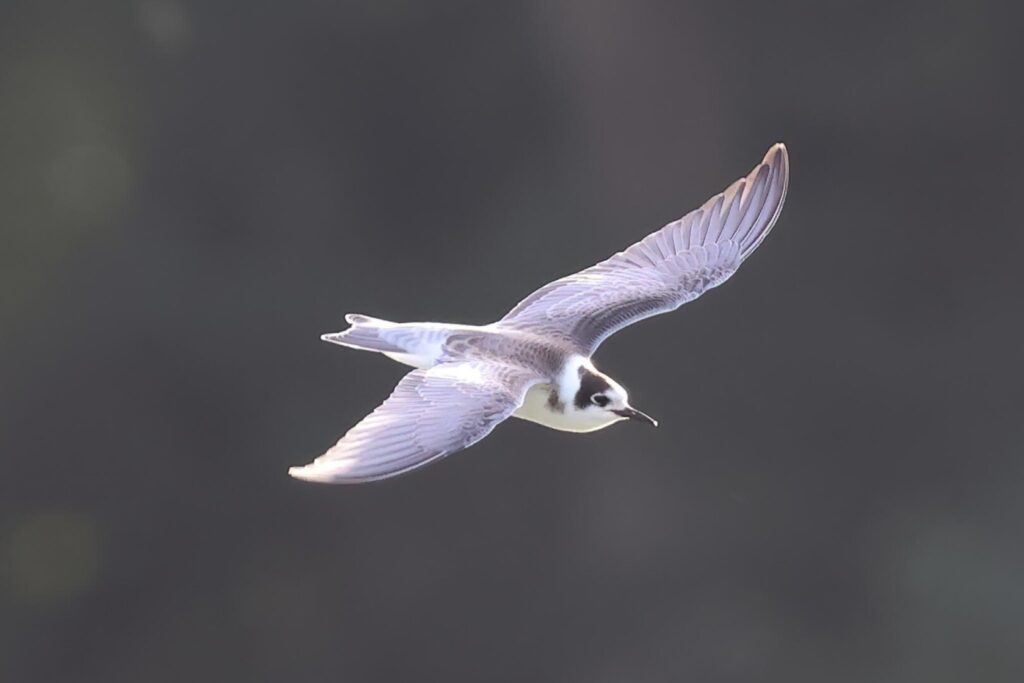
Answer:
513;385;617;433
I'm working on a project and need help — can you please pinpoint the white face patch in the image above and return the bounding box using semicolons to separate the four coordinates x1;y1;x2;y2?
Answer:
578;382;630;416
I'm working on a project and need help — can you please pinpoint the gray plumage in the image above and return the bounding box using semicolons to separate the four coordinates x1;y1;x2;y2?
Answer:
290;143;790;484
292;361;540;483
499;142;789;353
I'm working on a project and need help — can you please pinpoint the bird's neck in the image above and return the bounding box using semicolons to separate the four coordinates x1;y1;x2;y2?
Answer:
555;356;601;407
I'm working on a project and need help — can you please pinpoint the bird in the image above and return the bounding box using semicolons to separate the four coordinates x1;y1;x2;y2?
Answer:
289;143;789;484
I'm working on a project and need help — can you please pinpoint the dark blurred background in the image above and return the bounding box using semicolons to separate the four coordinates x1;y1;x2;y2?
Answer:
2;1;1023;681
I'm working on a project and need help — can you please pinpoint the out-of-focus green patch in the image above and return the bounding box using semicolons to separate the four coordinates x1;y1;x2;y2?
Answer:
2;511;101;605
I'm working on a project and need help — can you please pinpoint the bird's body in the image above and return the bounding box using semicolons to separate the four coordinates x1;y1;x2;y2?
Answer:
290;144;790;484
328;318;620;432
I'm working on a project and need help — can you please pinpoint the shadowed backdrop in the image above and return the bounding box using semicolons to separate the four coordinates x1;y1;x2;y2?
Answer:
2;1;1023;681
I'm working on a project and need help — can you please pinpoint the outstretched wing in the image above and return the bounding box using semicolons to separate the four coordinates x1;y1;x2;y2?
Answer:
498;143;789;354
289;362;541;484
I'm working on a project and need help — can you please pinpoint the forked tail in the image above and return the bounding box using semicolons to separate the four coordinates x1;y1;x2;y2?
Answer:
321;314;406;354
321;314;450;368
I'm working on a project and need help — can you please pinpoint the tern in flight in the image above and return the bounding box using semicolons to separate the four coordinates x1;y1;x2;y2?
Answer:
290;143;789;483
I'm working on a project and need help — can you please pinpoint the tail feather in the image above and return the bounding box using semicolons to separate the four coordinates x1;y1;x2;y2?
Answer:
321;314;404;353
344;313;384;326
323;314;449;368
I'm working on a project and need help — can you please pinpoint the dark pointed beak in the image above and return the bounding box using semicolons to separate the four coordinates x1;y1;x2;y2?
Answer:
613;406;659;427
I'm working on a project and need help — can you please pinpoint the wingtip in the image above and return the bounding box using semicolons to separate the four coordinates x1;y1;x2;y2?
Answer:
768;142;789;188
288;465;310;480
289;456;362;484
765;141;788;163
289;464;328;483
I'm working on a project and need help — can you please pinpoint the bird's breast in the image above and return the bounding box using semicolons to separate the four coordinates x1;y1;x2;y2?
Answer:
512;384;619;433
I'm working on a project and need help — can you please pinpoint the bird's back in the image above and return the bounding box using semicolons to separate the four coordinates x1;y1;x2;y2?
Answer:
442;326;572;380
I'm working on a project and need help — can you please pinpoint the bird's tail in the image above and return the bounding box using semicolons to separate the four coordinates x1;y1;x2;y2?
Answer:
320;314;406;354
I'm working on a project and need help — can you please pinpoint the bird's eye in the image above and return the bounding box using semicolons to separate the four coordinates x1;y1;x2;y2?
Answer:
592;394;610;407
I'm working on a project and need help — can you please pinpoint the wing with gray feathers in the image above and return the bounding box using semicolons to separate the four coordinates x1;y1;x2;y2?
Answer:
499;143;789;353
289;361;541;484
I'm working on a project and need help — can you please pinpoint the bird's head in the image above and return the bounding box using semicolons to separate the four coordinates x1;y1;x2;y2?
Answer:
568;364;658;430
